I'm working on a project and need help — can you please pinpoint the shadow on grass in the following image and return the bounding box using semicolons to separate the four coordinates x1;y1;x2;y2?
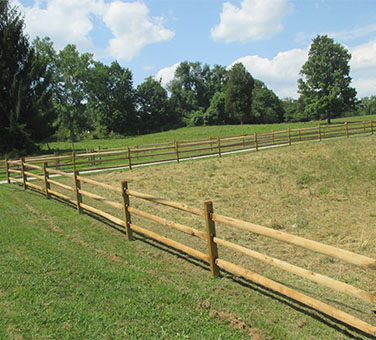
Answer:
14;185;376;340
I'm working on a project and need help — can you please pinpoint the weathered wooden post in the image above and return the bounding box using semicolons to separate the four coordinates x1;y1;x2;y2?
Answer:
21;158;27;190
43;162;50;199
254;132;258;151
272;130;275;144
72;151;76;170
298;128;302;141
217;136;221;157
175;141;180;163
73;170;82;214
318;125;322;141
127;147;132;170
371;120;374;134
54;152;60;170
345;122;349;138
5;159;10;184
204;201;220;278
121;181;133;241
288;128;291;145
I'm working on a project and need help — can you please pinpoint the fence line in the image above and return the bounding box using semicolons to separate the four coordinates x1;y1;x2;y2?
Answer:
3;121;375;177
5;159;376;337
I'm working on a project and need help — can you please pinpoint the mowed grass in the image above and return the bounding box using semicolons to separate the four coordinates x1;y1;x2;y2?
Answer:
40;114;376;153
2;134;376;339
0;186;260;340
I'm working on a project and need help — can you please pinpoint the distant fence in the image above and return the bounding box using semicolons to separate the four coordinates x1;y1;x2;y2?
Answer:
6;159;376;337
2;120;375;177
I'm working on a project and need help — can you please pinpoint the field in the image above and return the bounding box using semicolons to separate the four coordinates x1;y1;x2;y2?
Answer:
40;114;376;153
1;132;376;339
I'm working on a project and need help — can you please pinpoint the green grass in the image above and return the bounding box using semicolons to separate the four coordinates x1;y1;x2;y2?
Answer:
2;134;376;339
39;114;376;153
0;186;255;340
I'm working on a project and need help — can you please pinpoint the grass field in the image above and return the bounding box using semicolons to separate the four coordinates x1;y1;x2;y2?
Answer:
39;114;376;153
2;133;376;339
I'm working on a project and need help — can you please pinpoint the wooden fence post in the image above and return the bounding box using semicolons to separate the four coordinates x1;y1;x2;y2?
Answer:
371;121;374;134
272;130;275;144
54;152;60;169
127;147;132;170
97;146;102;163
90;148;95;166
73;170;82;214
318;125;322;141
21;158;27;190
204;201;220;278
43;162;50;199
72;151;76;170
254;132;258;151
288;128;291;145
217;136;222;157
121;181;133;241
5;159;10;184
175;141;180;163
345;122;349;138
298;128;302;141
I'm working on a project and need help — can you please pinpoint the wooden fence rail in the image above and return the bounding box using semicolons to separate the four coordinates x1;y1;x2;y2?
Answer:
5;159;376;337
3;121;374;178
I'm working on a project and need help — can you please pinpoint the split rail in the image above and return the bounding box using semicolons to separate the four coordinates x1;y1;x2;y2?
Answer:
5;159;376;337
2;121;374;177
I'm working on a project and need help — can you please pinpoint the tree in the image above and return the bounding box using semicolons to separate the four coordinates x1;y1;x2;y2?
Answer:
252;80;284;124
54;44;94;143
0;0;56;154
136;76;173;133
298;35;357;124
225;63;254;124
87;60;136;135
357;96;376;116
168;62;228;126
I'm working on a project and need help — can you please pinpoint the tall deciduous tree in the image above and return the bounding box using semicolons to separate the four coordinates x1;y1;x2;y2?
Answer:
298;35;356;124
54;44;94;143
136;76;175;133
87;60;135;135
225;63;254;124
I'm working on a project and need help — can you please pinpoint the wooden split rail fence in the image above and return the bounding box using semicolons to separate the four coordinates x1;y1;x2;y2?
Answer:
5;159;376;337
2;120;374;178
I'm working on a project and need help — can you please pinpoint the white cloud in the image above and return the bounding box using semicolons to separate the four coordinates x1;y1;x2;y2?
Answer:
350;39;376;97
231;48;308;98
103;1;174;61
14;0;102;52
211;0;293;43
155;62;180;86
13;0;174;60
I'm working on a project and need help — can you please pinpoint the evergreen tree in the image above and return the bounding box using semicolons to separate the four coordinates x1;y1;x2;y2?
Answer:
0;0;55;154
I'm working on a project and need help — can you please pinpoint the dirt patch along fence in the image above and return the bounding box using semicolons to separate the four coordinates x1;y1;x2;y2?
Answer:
6;160;376;337
3;120;374;177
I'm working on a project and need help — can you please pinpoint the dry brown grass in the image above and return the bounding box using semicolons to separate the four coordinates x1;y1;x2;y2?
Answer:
54;135;376;330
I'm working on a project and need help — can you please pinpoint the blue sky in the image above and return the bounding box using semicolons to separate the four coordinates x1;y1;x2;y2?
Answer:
13;0;376;99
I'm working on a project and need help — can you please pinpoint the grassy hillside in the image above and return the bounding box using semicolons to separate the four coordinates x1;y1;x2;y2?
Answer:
40;114;376;153
2;134;375;339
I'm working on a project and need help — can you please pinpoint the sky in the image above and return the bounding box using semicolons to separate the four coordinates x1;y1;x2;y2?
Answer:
12;0;376;99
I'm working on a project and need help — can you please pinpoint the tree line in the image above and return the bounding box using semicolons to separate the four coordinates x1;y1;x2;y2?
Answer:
1;0;375;155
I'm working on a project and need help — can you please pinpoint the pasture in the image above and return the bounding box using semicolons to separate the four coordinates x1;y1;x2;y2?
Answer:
1;132;376;339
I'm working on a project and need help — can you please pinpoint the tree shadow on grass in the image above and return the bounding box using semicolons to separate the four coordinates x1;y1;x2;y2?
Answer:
18;185;376;340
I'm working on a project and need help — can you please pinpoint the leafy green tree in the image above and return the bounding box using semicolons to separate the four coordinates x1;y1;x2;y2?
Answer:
298;35;357;124
168;62;228;125
136;76;174;133
54;44;94;142
87;61;136;135
0;0;56;154
357;96;376;116
252;80;284;123
225;63;254;124
204;91;227;125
